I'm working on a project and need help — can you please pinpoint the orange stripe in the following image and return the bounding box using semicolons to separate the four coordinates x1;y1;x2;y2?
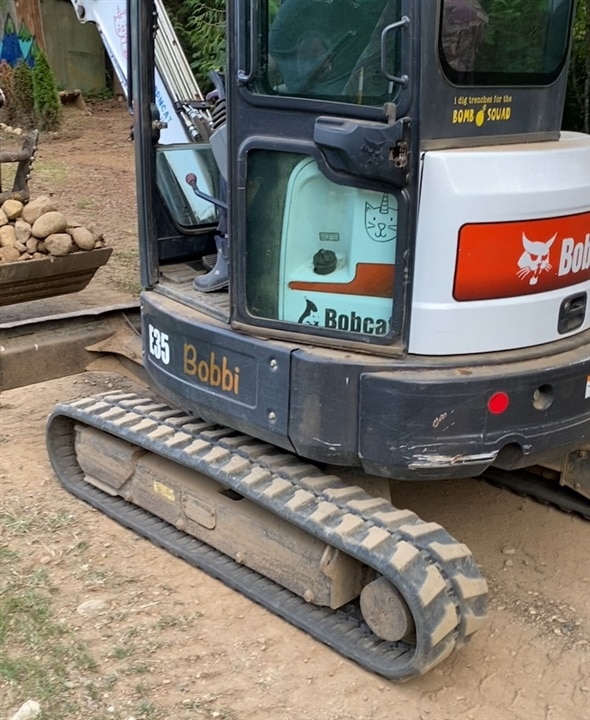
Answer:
289;263;395;298
454;212;590;301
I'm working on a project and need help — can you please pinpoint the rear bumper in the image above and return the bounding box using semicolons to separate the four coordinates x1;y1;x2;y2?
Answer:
143;291;590;481
358;339;590;479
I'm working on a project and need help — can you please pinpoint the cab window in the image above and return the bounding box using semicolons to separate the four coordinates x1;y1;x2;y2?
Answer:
245;150;398;339
439;0;572;84
257;0;402;107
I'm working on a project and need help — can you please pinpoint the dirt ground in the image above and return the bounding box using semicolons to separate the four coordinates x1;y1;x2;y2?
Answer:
1;103;589;720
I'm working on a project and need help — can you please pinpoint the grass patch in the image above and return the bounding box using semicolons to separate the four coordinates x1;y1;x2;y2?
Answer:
33;159;67;184
44;511;75;531
1;509;35;535
84;89;116;103
154;613;201;630
129;661;150;675
111;645;134;660
66;539;90;556
136;699;160;719
1;507;76;536
180;698;236;719
0;548;99;717
0;546;19;564
75;197;96;210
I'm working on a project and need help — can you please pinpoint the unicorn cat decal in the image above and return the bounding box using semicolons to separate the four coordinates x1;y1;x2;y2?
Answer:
516;233;556;285
364;195;396;243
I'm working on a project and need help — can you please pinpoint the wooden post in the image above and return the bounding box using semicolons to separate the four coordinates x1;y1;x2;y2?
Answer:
13;0;46;50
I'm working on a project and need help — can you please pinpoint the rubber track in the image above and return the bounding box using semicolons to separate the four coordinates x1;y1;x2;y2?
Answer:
46;391;488;681
482;468;590;521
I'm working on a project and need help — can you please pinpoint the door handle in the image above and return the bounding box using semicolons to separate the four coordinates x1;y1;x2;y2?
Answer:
314;115;411;187
381;16;410;87
238;2;260;85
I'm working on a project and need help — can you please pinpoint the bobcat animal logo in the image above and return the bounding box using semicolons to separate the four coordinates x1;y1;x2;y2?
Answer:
298;298;320;325
361;138;387;168
516;233;556;286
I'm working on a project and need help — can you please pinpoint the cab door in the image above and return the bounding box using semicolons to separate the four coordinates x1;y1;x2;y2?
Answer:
227;0;418;351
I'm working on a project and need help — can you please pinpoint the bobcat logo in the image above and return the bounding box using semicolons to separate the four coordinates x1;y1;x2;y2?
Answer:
297;298;320;326
516;233;556;285
361;138;387;168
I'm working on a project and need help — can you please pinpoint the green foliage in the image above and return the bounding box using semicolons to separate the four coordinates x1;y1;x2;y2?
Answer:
163;0;280;89
464;0;588;131
0;51;62;131
0;60;33;129
563;0;588;132
164;0;225;90
0;60;39;130
185;0;226;89
0;60;16;121
12;61;35;128
478;0;557;73
31;49;61;131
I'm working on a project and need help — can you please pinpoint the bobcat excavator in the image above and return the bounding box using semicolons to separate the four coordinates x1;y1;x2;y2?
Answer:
38;0;590;680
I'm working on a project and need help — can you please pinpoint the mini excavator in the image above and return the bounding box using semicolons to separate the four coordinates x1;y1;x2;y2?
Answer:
42;0;589;680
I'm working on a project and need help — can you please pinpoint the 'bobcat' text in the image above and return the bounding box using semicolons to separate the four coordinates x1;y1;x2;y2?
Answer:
558;234;590;277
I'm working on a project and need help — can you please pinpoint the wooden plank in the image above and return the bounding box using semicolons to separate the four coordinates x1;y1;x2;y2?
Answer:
14;0;45;49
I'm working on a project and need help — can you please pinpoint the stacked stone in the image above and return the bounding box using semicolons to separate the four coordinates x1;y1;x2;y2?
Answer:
0;195;105;263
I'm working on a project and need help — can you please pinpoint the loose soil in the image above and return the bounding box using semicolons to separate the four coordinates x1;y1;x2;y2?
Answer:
1;102;589;720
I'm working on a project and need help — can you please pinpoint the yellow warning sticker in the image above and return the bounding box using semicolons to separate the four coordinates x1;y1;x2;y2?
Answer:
452;94;513;127
153;481;175;502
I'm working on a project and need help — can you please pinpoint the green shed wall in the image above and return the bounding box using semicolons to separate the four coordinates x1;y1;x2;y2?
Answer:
40;0;106;92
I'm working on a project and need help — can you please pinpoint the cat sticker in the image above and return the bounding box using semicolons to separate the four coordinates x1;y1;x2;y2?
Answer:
365;195;396;243
516;233;556;285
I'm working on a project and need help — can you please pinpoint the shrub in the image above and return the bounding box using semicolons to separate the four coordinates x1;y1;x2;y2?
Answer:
0;60;16;124
12;60;36;128
31;49;61;131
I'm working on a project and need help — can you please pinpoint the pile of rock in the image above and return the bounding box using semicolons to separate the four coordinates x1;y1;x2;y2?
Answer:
0;195;106;264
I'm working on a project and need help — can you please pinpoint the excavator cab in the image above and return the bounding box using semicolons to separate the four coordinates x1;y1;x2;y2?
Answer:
141;0;577;332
